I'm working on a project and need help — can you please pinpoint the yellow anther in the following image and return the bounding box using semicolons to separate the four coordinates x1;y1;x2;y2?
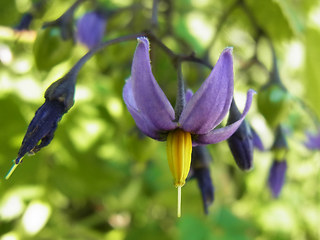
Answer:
166;128;192;217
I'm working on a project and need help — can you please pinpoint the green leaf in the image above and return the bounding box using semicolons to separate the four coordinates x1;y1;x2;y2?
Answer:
244;0;293;41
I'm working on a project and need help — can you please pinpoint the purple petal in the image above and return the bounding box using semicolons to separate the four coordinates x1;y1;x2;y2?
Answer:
195;89;255;145
123;78;168;141
131;37;176;131
179;48;234;134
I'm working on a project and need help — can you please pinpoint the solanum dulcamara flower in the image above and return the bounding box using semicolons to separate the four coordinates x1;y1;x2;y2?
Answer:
76;11;107;49
123;37;255;217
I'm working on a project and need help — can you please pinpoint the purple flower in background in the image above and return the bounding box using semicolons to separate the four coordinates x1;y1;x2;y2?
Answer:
123;37;254;216
76;11;107;49
189;146;214;214
268;160;287;198
304;130;320;150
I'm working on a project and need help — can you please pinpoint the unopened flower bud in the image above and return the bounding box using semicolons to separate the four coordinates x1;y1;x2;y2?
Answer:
268;159;287;198
190;146;214;214
227;100;253;170
76;11;107;49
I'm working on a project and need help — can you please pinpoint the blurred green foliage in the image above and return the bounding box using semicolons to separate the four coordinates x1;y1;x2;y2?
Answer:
0;0;320;240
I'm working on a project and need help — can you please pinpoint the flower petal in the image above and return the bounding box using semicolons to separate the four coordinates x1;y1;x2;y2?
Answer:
179;48;234;134
131;37;176;131
195;89;255;145
123;78;168;141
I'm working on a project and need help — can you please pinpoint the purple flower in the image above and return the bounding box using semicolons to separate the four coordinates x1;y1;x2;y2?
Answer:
304;130;320;150
268;160;287;198
227;100;254;170
123;37;254;216
76;11;107;49
189;146;214;214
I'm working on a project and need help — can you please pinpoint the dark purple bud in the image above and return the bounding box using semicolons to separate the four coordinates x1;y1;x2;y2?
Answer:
15;72;77;164
251;127;264;151
227;100;253;170
76;11;107;49
268;160;287;198
14;13;33;31
190;146;214;214
45;72;76;111
16;99;65;164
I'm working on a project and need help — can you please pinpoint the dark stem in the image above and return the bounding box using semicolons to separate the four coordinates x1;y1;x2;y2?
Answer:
146;31;213;69
174;61;186;121
68;33;144;81
43;0;85;28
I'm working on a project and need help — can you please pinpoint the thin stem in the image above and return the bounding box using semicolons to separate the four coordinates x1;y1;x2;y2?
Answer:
174;62;186;121
43;0;85;28
146;31;213;69
177;186;182;218
69;33;144;78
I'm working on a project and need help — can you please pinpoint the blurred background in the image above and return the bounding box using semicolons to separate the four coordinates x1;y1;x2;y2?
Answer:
0;0;320;239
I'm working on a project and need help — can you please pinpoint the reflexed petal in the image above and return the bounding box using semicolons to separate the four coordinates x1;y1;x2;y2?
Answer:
123;79;168;141
195;89;255;145
131;37;175;131
179;48;234;134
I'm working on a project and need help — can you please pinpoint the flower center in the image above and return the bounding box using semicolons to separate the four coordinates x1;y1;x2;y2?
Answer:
166;128;192;217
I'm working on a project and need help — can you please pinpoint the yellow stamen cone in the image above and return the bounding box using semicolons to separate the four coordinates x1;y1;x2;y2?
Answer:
167;129;192;217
